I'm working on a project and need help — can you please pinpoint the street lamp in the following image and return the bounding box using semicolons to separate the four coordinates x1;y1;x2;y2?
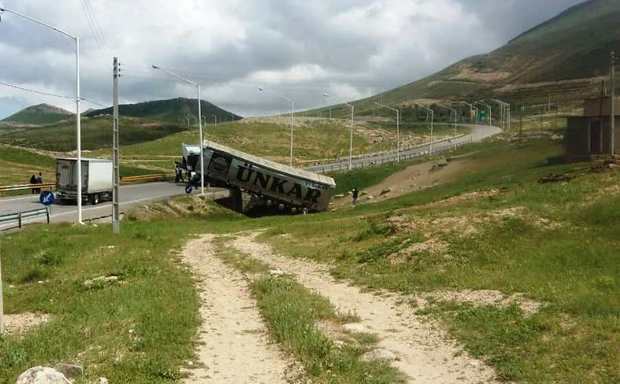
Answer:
490;99;510;131
417;105;434;155
436;104;458;148
153;65;204;195
212;114;218;126
258;88;295;166
323;92;331;120
0;6;84;223
475;101;492;126
456;101;477;123
344;103;355;170
374;102;400;162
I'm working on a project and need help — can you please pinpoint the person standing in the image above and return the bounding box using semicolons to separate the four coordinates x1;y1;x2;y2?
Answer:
29;174;37;194
352;187;359;206
35;172;43;194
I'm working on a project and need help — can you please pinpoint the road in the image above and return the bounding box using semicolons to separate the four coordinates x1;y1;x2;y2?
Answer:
306;124;501;173
0;182;196;230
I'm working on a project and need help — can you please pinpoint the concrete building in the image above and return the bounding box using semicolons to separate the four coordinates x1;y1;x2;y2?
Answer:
565;97;620;160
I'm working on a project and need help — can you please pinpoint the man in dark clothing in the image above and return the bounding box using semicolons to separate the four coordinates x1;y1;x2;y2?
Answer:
352;187;359;206
34;172;43;194
30;174;37;194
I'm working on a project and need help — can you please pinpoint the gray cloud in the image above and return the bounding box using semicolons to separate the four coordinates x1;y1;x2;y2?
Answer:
0;0;587;118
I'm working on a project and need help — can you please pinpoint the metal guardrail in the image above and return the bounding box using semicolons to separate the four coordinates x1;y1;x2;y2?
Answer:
0;207;50;229
306;134;471;174
120;174;172;184
0;183;55;193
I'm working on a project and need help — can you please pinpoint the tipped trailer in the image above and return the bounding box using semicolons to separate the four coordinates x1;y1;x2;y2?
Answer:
183;142;336;212
55;158;113;205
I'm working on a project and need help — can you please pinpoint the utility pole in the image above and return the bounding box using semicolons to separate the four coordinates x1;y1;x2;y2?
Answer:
112;58;120;234
520;105;524;141
345;103;355;169
374;102;400;162
611;51;616;156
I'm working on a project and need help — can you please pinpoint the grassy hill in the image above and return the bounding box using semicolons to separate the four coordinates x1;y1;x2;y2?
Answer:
321;0;620;118
85;97;242;124
2;104;73;125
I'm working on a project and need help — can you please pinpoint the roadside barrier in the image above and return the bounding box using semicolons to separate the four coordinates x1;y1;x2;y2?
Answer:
120;174;172;184
0;183;55;194
0;207;50;230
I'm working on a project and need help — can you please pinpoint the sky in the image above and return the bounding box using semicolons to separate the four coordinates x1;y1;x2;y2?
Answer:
0;0;587;118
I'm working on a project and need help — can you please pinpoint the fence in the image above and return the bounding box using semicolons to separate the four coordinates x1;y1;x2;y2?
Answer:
120;174;172;184
0;183;55;194
0;207;50;230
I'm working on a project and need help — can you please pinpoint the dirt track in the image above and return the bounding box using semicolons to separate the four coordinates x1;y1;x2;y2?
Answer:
231;232;501;384
181;235;293;383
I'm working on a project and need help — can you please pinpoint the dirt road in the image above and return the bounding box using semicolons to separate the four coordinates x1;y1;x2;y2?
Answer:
181;235;293;383
231;232;501;384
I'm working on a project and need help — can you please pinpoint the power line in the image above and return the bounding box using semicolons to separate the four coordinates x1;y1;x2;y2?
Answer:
0;80;106;107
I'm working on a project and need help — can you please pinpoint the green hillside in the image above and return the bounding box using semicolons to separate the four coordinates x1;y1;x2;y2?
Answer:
322;0;620;117
85;97;242;124
2;103;73;125
0;116;186;152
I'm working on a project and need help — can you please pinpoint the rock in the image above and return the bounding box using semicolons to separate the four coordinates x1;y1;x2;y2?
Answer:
54;364;83;379
342;323;368;333
361;348;399;362
83;275;120;288
15;367;69;384
379;188;391;196
99;378;109;384
269;269;285;277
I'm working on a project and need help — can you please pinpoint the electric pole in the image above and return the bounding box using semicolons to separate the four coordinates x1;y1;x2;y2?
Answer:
611;51;616;156
112;57;120;234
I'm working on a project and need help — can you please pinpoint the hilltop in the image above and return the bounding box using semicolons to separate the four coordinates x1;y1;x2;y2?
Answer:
326;0;620;116
85;97;243;124
2;103;73;125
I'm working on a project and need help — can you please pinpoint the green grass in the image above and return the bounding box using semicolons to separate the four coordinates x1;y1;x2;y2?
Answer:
332;162;412;195
3;104;72;125
0;215;221;383
248;138;619;383
0;116;186;152
252;276;404;383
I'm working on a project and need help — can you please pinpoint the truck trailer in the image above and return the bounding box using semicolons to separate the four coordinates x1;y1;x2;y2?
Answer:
183;142;336;212
56;158;113;205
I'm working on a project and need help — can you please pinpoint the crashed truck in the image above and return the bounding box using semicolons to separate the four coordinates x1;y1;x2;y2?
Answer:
182;142;336;212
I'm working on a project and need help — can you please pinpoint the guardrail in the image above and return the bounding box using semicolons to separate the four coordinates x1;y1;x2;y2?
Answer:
0;183;55;194
307;134;471;174
0;207;50;230
120;174;172;184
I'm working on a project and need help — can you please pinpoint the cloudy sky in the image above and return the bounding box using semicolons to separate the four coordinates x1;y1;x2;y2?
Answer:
0;0;586;118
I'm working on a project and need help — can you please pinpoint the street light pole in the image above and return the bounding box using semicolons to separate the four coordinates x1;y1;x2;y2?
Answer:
611;51;616;156
323;92;331;120
374;102;400;162
490;99;510;131
152;65;204;195
417;105;434;155
345;103;355;169
0;6;83;223
258;88;295;166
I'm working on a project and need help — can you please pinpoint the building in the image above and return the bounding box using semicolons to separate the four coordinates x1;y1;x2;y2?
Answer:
566;97;620;160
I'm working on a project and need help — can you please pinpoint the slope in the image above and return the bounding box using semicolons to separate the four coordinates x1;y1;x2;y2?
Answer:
324;0;620;116
85;97;242;123
2;103;73;125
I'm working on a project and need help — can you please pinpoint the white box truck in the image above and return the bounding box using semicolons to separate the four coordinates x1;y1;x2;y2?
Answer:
56;158;113;205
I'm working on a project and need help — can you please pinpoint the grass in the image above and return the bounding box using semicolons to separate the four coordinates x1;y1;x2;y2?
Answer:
0;214;224;383
0;116;186;152
249;138;619;383
253;276;404;383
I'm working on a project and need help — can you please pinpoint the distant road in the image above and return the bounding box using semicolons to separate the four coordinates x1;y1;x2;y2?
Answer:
306;124;502;173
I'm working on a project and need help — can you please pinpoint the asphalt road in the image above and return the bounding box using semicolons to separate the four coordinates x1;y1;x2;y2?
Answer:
306;124;501;173
0;182;195;230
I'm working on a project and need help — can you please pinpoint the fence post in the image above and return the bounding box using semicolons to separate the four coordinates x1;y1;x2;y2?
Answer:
18;212;22;229
46;207;50;224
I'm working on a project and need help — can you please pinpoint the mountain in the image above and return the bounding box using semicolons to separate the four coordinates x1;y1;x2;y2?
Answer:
2;103;73;125
85;97;243;123
328;0;620;116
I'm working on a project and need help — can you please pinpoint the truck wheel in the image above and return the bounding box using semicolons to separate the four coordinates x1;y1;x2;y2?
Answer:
90;194;100;205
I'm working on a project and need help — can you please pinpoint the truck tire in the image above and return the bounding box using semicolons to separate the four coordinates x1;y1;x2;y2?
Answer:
90;194;100;205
